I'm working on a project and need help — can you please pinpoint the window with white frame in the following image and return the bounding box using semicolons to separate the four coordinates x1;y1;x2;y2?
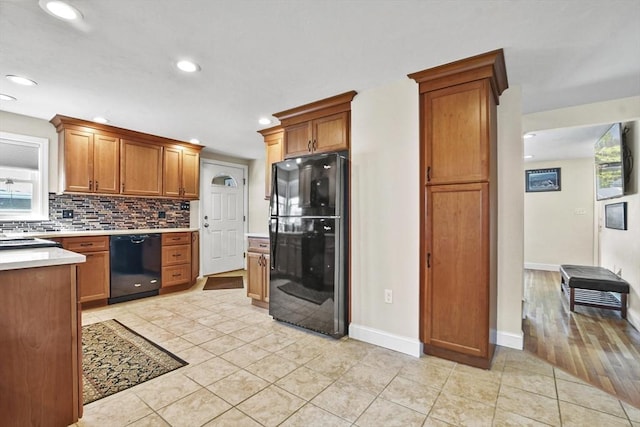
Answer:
0;132;49;221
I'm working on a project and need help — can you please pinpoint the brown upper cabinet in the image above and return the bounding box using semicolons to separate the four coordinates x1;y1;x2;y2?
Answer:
163;146;200;199
121;139;163;196
422;80;491;185
58;128;120;194
273;91;356;159
258;125;283;199
51;115;202;199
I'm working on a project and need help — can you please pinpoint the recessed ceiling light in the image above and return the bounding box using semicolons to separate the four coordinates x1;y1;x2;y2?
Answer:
189;138;200;144
258;118;271;125
39;0;82;21
6;75;37;86
523;133;536;139
524;155;534;159
176;60;200;73
93;116;108;124
0;94;17;101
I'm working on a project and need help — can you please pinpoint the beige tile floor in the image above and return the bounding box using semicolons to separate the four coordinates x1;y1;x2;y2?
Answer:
73;274;640;427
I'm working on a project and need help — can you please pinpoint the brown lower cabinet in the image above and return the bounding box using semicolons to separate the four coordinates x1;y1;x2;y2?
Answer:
423;183;493;365
0;264;82;426
161;232;194;291
247;237;270;308
61;236;110;305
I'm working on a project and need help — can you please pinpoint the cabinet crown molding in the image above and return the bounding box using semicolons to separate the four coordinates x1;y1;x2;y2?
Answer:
257;125;283;137
50;115;203;152
273;91;357;126
408;49;508;103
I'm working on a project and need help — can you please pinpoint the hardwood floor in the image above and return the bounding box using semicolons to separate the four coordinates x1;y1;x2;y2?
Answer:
523;269;640;408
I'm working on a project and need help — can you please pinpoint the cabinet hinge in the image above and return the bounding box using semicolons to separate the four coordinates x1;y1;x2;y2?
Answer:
243;215;246;222
243;178;246;185
243;252;246;259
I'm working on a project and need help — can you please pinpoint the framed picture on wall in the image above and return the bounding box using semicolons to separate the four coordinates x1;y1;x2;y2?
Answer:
525;168;561;192
605;202;627;230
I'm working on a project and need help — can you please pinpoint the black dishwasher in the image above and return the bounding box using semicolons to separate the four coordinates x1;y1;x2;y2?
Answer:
109;234;161;304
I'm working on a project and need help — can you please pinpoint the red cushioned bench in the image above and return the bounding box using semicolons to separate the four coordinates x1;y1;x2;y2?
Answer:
559;264;630;318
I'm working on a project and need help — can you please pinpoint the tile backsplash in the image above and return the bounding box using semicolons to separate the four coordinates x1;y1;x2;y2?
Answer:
0;193;190;233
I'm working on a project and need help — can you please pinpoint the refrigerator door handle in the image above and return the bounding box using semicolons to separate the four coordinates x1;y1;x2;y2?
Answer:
270;218;278;270
271;164;279;217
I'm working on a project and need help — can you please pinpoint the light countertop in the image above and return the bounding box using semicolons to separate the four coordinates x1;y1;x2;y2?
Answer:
2;228;199;239
0;247;86;271
245;232;269;239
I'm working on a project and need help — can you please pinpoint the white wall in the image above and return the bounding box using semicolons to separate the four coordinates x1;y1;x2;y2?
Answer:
523;96;640;132
598;120;640;329
0;111;58;190
349;78;421;355
496;86;525;349
524;158;595;270
247;158;270;234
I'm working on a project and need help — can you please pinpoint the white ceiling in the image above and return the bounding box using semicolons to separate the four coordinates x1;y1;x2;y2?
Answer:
524;123;614;163
1;0;639;160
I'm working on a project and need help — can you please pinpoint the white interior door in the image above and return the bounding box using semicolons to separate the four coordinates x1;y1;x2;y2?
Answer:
201;161;245;275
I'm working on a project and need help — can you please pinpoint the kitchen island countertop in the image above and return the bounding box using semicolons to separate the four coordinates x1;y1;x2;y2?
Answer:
0;247;86;271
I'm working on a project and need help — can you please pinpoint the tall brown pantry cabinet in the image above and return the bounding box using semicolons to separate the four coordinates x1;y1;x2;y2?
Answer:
409;50;508;369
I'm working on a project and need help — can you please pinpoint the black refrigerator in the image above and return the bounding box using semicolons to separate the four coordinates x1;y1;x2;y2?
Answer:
269;152;348;337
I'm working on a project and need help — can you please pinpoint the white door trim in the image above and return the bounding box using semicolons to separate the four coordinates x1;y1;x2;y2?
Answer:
200;158;249;273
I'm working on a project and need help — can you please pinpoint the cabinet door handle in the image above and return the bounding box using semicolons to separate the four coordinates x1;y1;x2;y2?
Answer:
172;273;182;277
172;253;182;257
259;243;268;248
312;139;317;151
89;180;93;191
307;140;312;152
122;183;125;192
427;253;431;268
80;243;93;247
427;166;431;182
95;181;99;191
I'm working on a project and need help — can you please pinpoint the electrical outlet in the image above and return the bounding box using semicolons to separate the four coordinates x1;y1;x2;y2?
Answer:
384;289;393;304
180;202;190;210
158;211;166;219
62;209;74;219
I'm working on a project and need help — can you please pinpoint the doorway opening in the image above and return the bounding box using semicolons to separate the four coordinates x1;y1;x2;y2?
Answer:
200;159;248;275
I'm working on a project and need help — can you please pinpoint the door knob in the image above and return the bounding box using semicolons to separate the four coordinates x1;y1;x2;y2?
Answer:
204;223;209;228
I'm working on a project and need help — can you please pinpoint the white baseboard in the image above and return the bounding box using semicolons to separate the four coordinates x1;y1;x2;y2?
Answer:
496;330;523;350
524;262;560;271
349;323;422;357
